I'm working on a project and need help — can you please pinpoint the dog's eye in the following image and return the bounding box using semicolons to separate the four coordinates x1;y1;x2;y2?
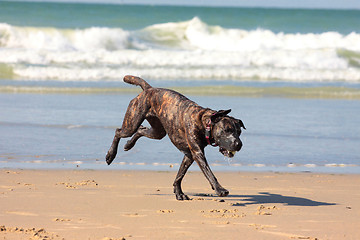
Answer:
225;127;233;133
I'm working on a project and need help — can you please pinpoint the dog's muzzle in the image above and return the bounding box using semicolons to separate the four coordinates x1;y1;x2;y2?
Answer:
219;147;236;158
219;139;242;158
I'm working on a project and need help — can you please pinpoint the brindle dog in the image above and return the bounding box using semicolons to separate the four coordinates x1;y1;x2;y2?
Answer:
106;75;245;200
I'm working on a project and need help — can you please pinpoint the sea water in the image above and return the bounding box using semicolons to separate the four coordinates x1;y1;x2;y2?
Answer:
1;93;359;173
0;2;359;173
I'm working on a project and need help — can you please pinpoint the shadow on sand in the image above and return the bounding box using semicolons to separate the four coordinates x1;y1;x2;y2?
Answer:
230;192;336;206
194;191;336;207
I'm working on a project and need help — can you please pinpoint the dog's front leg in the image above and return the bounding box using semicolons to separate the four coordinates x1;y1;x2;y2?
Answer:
191;149;229;197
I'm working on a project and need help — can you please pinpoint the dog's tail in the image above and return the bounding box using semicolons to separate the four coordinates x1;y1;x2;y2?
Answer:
123;75;152;91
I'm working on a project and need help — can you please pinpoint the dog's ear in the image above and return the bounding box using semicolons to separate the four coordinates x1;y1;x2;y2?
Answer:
238;119;246;130
211;109;231;123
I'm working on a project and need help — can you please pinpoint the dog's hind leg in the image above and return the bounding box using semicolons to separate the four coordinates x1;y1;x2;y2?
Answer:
124;116;166;151
106;128;122;165
106;94;149;165
173;154;194;200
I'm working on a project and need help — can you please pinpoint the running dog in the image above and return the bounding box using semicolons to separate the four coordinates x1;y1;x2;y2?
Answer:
106;75;245;200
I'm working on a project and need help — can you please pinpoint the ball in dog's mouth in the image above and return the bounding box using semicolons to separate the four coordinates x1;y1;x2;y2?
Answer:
219;147;236;158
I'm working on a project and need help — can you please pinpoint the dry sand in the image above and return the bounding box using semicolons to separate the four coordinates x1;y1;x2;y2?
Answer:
0;169;359;240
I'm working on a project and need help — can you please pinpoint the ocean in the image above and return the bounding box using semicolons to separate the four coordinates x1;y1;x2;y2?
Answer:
0;1;360;173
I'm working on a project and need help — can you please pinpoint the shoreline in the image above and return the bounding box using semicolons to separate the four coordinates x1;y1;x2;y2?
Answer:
2;163;360;175
2;154;360;174
1;85;360;100
1;169;359;239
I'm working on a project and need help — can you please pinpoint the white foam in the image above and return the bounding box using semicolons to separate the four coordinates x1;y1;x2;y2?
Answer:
0;23;131;51
145;17;360;52
10;51;359;82
1;20;360;82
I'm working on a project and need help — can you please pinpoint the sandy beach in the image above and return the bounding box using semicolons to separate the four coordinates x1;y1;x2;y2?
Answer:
0;169;359;240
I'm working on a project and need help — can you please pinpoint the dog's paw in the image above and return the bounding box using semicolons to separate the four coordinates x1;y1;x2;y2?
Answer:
175;193;191;201
174;186;191;201
105;150;115;165
124;140;135;151
215;188;229;197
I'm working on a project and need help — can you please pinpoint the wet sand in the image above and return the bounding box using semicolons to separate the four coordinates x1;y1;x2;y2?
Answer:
1;169;359;239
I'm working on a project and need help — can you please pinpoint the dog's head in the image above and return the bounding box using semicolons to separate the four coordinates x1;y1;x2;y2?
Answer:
211;109;246;158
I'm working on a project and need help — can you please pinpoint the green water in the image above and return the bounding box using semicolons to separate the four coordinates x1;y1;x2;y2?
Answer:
1;1;360;34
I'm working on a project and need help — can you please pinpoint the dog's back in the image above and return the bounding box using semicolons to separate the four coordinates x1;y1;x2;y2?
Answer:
124;75;202;122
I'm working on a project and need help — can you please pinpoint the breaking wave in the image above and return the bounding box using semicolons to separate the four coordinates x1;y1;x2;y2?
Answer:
1;17;360;82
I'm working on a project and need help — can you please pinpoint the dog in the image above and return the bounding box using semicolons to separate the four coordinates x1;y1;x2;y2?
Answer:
106;75;245;200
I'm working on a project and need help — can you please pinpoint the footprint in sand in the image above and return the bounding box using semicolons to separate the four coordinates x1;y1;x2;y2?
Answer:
53;218;71;222
74;180;98;186
255;205;279;215
0;225;63;239
122;213;146;217
101;237;127;240
201;209;245;218
56;182;77;189
56;179;99;189
157;209;174;213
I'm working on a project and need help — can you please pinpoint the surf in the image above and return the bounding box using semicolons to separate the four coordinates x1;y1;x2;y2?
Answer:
1;18;360;82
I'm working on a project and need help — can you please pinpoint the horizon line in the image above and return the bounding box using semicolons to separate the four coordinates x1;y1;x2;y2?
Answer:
3;0;360;11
